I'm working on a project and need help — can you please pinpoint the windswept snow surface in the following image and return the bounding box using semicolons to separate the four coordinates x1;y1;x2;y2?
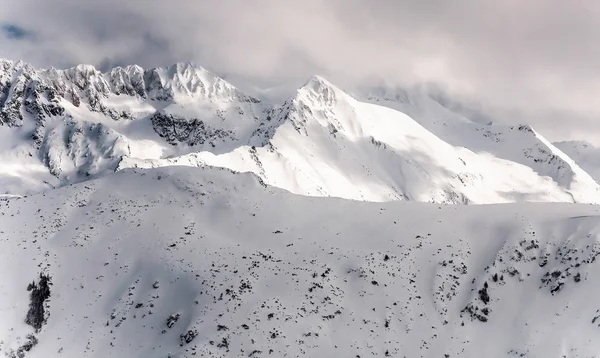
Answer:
2;166;600;357
1;59;600;204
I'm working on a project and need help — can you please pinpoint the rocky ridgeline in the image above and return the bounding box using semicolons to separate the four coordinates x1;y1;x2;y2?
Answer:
0;59;261;128
150;112;237;147
0;59;271;184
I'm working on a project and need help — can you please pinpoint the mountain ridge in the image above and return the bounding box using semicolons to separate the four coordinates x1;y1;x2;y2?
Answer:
1;58;599;204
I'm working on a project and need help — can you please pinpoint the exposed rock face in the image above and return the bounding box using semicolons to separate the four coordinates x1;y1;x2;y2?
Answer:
151;112;237;147
107;65;146;98
25;274;52;332
0;59;265;192
38;118;130;178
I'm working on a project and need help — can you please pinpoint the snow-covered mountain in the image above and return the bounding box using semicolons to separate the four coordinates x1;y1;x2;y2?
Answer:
554;140;600;183
0;59;268;195
1;58;599;204
4;58;600;358
3;166;600;358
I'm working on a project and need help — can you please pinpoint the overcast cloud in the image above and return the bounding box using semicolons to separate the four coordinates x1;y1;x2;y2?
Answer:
1;0;599;143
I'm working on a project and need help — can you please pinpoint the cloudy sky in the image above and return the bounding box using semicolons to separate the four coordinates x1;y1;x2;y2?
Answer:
1;0;599;143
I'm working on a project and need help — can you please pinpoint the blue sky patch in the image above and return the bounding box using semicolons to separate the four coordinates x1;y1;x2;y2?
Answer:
2;24;34;40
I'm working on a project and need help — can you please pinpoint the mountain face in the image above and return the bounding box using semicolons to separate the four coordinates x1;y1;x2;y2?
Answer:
0;59;268;194
1;58;599;204
3;166;600;358
554;140;600;183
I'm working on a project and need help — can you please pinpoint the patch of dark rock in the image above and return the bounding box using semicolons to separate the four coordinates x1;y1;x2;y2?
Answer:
506;267;520;277
462;304;488;323
11;334;38;358
217;337;229;351
478;282;490;304
180;329;198;345
151;112;236;146
166;313;180;329
25;273;52;332
550;282;564;294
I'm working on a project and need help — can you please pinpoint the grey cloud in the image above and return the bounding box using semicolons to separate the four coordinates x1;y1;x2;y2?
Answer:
1;0;600;142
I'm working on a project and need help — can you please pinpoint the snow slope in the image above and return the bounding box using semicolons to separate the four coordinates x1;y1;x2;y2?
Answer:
1;58;600;204
2;166;600;357
554;140;600;183
357;86;600;202
120;76;600;203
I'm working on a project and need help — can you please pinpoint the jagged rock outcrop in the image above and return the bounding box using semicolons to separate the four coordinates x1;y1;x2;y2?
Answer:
151;112;236;147
0;59;266;193
0;60;262;128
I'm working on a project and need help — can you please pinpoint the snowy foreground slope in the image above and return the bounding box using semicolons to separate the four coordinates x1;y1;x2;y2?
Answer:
2;59;600;203
2;166;600;357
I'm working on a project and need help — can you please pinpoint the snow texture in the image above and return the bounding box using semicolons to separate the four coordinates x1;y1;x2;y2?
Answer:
2;166;600;357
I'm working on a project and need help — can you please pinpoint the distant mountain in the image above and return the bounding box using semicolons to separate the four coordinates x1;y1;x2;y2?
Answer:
1;59;599;204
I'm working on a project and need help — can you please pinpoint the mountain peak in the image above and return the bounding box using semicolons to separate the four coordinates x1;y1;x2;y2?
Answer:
294;74;347;108
6;59;35;74
73;63;99;73
0;58;15;70
302;75;338;91
168;62;204;77
170;61;206;72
